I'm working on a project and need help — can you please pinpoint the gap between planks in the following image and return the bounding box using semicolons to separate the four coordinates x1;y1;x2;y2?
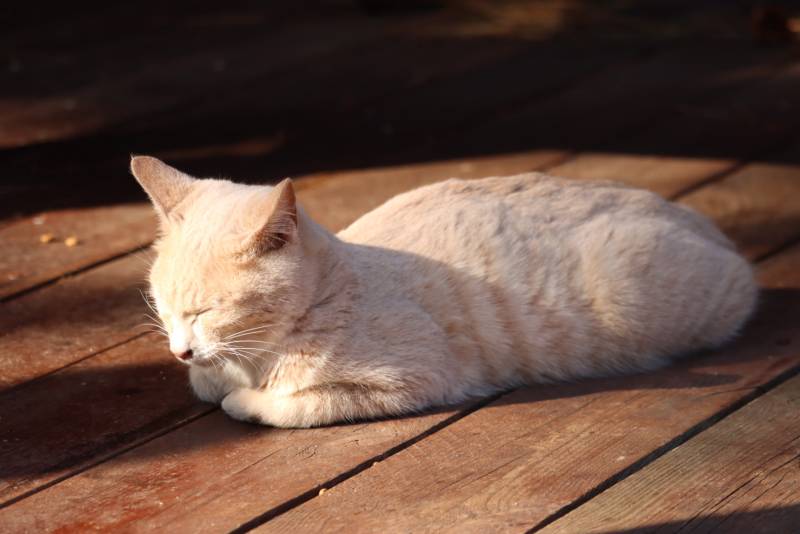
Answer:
229;391;507;534
524;362;800;533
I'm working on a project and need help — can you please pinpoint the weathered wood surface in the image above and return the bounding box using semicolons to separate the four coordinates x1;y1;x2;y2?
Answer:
533;63;800;204
0;334;209;505
1;7;492;148
680;147;800;260
259;246;800;533
0;248;152;391
541;372;800;533
0;404;469;531
0;205;154;300
448;44;785;161
548;154;733;199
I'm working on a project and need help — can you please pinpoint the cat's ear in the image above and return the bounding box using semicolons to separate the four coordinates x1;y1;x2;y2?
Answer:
246;178;298;255
130;155;194;223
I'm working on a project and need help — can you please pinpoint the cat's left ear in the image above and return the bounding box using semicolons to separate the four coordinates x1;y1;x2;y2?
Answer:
246;178;298;255
130;155;194;224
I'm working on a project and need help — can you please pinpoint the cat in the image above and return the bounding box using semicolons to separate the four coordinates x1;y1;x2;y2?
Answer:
131;156;757;428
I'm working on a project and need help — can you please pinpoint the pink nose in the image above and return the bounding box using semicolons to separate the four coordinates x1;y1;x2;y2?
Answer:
173;349;193;362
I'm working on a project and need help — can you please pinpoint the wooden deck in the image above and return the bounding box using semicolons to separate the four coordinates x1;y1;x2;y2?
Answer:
2;1;800;532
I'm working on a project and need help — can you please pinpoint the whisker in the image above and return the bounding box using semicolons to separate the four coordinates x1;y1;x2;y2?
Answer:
135;323;168;334
222;321;293;339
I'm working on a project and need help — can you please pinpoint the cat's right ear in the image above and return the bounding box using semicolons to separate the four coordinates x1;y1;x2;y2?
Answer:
130;155;194;224
241;178;298;257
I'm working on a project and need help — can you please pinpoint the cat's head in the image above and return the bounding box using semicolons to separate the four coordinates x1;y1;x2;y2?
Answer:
131;156;317;367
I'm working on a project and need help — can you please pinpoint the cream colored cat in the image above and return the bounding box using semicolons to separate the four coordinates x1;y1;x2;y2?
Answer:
131;156;757;428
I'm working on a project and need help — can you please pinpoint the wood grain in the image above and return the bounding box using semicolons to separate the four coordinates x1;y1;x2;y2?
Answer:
680;150;800;260
0;248;154;391
0;405;466;532
549;154;733;199
0;204;155;300
0;334;208;504
540;375;800;533
276;43;782;188
0;8;418;148
258;242;800;532
452;44;784;160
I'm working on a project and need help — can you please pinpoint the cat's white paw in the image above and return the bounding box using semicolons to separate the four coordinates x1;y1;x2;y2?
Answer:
221;388;266;425
190;364;253;404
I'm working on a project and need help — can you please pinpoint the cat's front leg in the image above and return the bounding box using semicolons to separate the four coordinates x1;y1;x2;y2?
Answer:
222;387;320;427
190;365;241;404
221;384;416;428
221;388;277;425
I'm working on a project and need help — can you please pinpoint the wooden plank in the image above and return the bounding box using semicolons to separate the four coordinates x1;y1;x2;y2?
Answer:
509;52;800;201
540;373;800;533
259;241;800;533
448;43;784;157
548;154;732;199
2;162;799;530
0;249;153;391
680;155;800;260
416;44;785;171
0;204;154;300
0;334;209;504
247;43;780;182
0;7;406;148
594;61;800;163
7;20;775;298
0;406;465;532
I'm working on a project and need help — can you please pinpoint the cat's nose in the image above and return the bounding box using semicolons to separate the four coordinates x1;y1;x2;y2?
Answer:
172;349;194;362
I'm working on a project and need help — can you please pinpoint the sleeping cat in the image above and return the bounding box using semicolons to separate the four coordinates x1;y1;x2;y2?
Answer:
131;156;757;428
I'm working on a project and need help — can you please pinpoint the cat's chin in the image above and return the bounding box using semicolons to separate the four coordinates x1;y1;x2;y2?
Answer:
180;357;214;368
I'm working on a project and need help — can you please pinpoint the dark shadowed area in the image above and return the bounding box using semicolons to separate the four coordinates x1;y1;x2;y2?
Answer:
2;0;799;218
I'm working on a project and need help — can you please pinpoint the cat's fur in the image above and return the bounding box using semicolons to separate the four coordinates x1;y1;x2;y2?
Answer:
131;156;757;428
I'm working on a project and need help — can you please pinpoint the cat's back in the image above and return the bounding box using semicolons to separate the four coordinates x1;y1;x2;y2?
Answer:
338;173;725;253
336;172;754;384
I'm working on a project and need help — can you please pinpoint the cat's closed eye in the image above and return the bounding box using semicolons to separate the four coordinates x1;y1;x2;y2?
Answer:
186;308;213;319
